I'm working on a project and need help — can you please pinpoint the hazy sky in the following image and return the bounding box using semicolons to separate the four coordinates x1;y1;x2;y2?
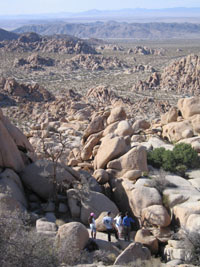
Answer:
1;0;200;15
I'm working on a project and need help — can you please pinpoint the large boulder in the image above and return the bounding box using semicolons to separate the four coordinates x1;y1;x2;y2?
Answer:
114;120;133;137
94;134;128;169
173;202;200;228
0;193;25;216
0;168;27;208
114;242;151;265
161;107;178;125
107;145;148;177
36;217;57;234
141;205;171;227
56;222;89;264
129;186;162;217
0;108;35;172
190;114;200;134
142;136;174;151
132;119;150;133
81;131;102;161
80;190;119;224
83;115;105;142
0;119;25;172
178;97;200;119
103;121;119;136
107;106;126;125
2;115;34;154
135;229;159;254
20;159;78;199
162;120;193;142
66;189;81;219
92;169;109;185
186;214;200;233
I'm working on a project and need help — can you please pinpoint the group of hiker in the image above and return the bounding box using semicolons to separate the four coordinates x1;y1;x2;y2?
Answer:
88;211;135;242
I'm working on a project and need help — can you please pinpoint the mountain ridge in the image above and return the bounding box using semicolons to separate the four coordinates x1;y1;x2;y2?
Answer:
13;21;200;40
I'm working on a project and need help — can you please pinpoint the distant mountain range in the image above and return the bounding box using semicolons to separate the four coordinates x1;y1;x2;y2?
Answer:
1;7;200;20
13;21;200;39
1;8;200;40
1;7;200;31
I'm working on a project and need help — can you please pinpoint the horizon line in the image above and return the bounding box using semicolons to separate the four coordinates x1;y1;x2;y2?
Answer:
1;6;200;17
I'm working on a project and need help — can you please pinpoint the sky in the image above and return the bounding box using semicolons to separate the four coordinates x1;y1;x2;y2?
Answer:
1;0;200;15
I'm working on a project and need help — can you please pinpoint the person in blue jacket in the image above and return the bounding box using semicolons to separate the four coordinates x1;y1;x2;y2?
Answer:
122;211;135;241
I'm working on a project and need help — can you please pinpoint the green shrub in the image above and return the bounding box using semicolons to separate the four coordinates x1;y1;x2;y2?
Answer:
162;150;176;172
147;143;199;176
175;164;187;177
147;147;165;168
173;143;199;169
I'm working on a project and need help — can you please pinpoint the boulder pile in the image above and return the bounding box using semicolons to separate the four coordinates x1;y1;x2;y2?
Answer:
128;46;165;55
14;53;55;70
64;54;129;71
0;77;55;106
132;54;200;96
0;32;98;54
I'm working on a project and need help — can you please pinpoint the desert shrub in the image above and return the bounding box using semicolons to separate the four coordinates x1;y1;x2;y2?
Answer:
147;143;199;176
177;228;200;266
175;164;188;177
161;150;176;172
173;143;199;169
149;169;177;195
147;147;165;168
0;211;59;267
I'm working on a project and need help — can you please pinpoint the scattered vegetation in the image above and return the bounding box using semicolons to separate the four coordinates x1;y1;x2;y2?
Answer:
0;211;59;267
176;228;200;266
147;143;199;177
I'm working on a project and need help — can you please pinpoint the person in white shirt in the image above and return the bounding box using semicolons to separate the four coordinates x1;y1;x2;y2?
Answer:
103;211;119;242
114;212;123;238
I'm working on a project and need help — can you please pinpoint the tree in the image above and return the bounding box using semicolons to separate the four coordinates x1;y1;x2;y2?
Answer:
41;132;68;202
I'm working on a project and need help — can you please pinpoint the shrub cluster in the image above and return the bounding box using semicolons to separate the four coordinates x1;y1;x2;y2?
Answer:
147;143;199;176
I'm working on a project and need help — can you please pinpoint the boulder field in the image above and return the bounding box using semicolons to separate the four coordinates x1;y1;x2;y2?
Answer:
1;95;200;265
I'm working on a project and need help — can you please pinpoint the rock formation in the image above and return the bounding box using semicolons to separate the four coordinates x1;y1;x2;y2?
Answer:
0;33;98;54
64;54;129;71
132;54;200;96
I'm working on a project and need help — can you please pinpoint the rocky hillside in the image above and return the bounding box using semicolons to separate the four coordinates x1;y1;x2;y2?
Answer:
0;28;19;41
0;32;98;54
13;22;200;39
1;95;200;266
132;54;200;96
0;77;55;106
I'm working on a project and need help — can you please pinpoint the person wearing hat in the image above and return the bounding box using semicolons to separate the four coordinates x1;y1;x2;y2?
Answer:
103;211;119;242
88;212;96;239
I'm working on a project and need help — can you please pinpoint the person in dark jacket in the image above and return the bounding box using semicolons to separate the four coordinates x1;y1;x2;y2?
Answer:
122;211;135;241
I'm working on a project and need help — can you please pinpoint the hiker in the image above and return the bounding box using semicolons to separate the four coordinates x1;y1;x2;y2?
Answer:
88;212;96;239
122;211;135;242
114;212;123;238
103;211;119;242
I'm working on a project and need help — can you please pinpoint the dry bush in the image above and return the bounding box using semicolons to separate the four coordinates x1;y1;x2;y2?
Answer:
0;211;59;267
149;169;177;195
178;228;200;266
